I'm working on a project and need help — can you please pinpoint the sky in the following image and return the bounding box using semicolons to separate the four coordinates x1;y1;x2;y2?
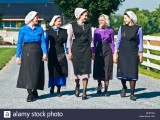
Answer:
115;0;160;15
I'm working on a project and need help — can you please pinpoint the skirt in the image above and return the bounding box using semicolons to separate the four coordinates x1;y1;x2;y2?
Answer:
117;41;139;81
72;41;91;76
48;47;68;87
93;42;113;80
17;42;45;90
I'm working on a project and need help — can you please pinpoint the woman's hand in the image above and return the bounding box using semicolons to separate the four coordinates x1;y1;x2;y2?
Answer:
92;53;95;60
42;54;48;61
139;53;143;64
68;51;72;60
113;52;118;63
16;58;21;65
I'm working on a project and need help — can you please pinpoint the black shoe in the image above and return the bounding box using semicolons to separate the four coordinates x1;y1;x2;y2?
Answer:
120;88;127;97
75;85;80;97
104;92;110;97
97;84;102;94
50;88;54;95
32;90;39;98
130;95;137;101
82;95;89;100
27;94;33;102
57;92;61;97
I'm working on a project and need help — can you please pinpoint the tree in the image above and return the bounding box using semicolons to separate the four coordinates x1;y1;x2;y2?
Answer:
111;6;160;35
0;13;2;23
53;0;125;26
110;14;123;34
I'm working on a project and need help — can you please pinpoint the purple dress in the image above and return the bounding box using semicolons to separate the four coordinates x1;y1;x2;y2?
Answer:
93;27;114;80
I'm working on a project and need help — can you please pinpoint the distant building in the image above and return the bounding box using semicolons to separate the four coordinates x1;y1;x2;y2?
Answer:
0;0;68;30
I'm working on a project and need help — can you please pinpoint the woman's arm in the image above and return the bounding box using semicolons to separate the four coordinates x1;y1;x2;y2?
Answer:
67;24;74;60
137;27;143;64
110;30;115;54
40;28;48;61
16;27;24;58
16;27;24;65
113;26;121;63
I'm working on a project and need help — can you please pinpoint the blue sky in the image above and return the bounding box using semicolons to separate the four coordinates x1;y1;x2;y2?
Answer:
116;0;160;15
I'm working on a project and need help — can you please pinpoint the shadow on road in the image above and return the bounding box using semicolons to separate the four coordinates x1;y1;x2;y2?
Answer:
88;88;146;97
136;91;160;99
37;88;159;100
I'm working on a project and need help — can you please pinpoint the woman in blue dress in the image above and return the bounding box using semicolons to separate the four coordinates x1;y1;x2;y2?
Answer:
47;15;68;97
16;11;48;102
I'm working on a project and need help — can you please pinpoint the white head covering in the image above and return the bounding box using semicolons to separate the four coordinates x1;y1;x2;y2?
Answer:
25;11;38;24
100;14;110;26
125;11;137;23
49;15;61;27
74;8;87;19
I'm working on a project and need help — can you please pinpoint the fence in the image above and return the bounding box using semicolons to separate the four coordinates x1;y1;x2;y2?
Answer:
142;36;160;70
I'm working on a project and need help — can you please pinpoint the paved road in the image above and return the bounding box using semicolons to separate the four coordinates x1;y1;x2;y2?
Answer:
0;56;160;109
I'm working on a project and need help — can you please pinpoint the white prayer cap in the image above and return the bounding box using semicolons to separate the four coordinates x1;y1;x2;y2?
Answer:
74;8;87;19
49;15;61;27
25;11;38;24
100;14;110;26
125;11;137;23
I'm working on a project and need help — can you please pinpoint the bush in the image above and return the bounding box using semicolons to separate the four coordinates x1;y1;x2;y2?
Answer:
0;41;12;45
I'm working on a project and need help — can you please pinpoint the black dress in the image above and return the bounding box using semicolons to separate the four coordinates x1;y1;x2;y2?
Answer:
47;28;68;87
17;42;44;90
117;25;140;80
71;22;92;76
93;42;113;80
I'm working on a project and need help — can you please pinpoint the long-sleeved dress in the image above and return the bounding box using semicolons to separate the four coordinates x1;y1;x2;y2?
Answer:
16;25;47;90
47;27;68;87
115;25;143;81
93;27;114;80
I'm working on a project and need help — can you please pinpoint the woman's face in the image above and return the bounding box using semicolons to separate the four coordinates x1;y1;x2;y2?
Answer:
79;12;88;22
54;18;62;28
123;15;132;25
98;16;107;27
32;15;39;25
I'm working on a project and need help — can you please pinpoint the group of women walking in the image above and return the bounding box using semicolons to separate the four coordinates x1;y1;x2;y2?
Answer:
16;7;143;102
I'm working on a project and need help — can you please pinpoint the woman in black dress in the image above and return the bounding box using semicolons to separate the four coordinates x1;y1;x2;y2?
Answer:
47;15;68;97
114;11;143;101
16;11;48;102
67;8;93;100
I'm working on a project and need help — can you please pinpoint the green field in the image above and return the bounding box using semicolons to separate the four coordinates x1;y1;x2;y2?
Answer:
0;48;16;70
150;33;160;36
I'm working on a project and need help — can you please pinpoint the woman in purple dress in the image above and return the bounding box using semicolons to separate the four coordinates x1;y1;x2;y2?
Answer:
93;14;114;96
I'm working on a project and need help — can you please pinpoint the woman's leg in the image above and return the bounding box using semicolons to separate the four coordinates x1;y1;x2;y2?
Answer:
120;80;127;97
82;78;88;100
104;80;110;96
129;80;137;101
32;90;38;98
27;89;33;102
57;85;61;97
50;86;55;94
75;79;80;97
97;80;102;94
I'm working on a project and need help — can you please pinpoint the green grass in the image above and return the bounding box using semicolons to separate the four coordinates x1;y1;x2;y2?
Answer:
150;33;160;36
139;66;160;79
0;48;16;70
